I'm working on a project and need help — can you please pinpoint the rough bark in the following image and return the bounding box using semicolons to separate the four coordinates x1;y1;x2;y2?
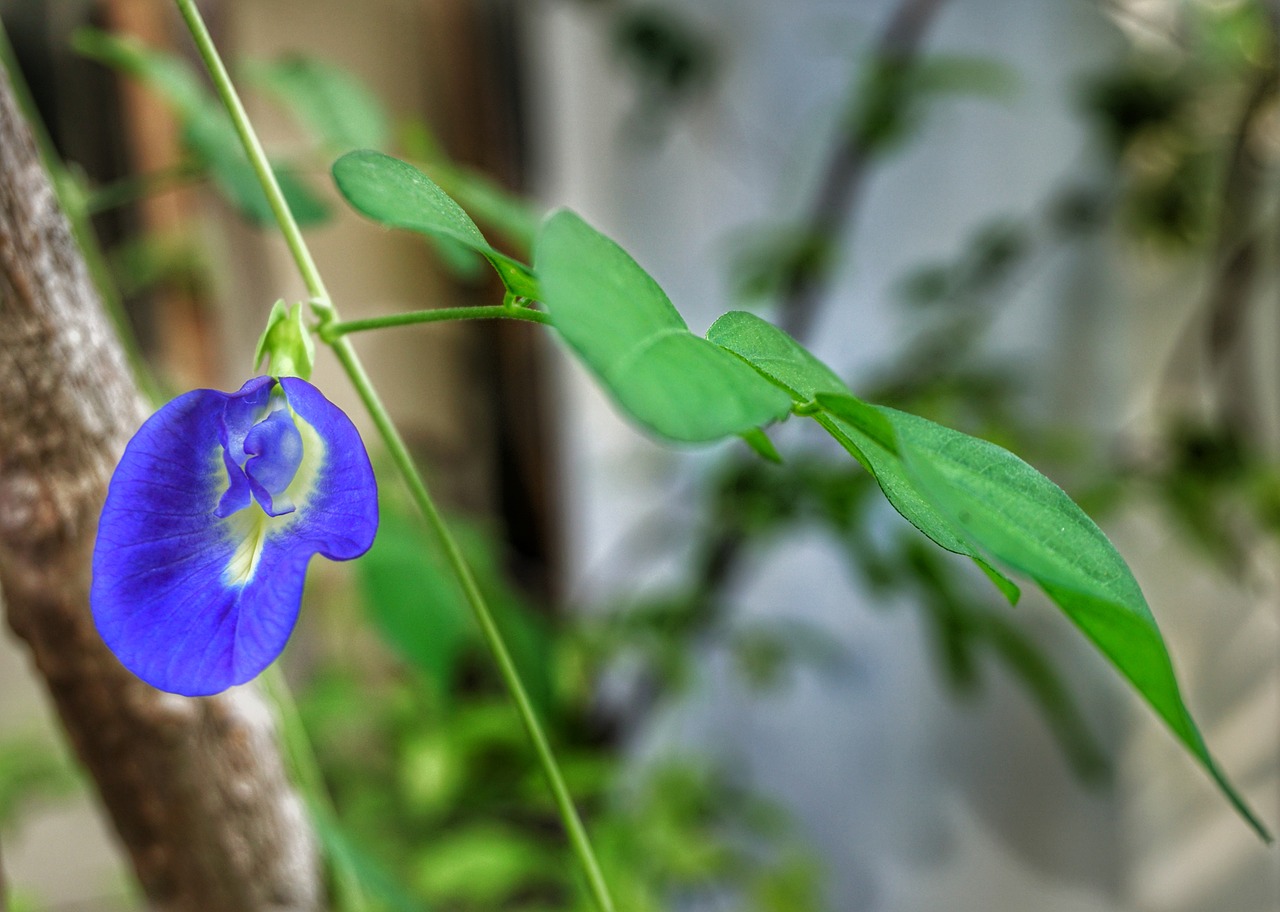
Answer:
0;63;320;912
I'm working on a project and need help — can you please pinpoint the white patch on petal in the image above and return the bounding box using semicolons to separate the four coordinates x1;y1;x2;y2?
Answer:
218;403;327;588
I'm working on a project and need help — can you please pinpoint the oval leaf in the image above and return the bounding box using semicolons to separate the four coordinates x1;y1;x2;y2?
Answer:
332;150;538;298
708;310;1018;601
249;55;390;152
537;213;792;443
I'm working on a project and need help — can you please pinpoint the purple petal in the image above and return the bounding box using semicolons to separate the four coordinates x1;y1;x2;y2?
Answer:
92;377;378;696
243;408;303;516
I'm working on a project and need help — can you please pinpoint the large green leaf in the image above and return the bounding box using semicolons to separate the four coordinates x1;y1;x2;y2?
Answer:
861;404;1267;838
709;310;1267;839
332;150;538;298
536;212;792;443
707;310;1018;601
74;29;329;226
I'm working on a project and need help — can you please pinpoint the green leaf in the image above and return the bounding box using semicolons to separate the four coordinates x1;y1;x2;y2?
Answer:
876;406;1270;840
73;28;205;113
357;508;471;698
711;310;1269;839
75;28;329;227
308;809;429;912
247;54;390;152
412;825;557;904
740;428;782;463
182;108;330;226
707;310;1017;601
357;503;555;716
332;150;538;297
537;212;792;443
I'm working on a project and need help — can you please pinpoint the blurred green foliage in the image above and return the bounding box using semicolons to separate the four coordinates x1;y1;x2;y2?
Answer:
6;1;1280;907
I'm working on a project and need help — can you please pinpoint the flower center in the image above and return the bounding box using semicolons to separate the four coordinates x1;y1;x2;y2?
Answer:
215;380;303;519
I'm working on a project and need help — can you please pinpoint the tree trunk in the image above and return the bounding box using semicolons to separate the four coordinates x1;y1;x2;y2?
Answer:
0;62;320;912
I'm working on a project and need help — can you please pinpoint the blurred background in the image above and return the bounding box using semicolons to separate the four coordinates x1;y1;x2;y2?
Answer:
0;0;1277;909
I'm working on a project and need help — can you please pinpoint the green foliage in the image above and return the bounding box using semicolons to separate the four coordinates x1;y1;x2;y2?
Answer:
710;311;1267;839
847;53;1017;156
325;140;1264;834
358;499;555;716
72;28;329;226
248;55;391;152
536;211;793;443
398;121;540;256
707;310;1020;601
0;735;80;829
610;8;716;105
332;150;539;298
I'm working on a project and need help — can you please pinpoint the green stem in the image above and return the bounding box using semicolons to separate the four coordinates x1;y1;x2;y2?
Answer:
259;666;367;912
322;304;551;340
173;3;616;909
328;336;617;911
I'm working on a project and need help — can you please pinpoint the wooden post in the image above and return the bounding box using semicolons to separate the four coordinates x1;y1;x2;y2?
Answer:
0;62;320;912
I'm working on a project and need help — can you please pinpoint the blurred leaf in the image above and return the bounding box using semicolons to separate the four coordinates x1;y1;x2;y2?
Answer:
750;854;824;912
357;507;471;698
708;310;1018;602
109;233;209;298
910;55;1018;101
74;29;329;226
0;736;79;828
310;809;429;912
358;501;555;716
537;211;792;443
248;54;390;151
730;619;846;689
72;27;205;113
332;150;538;297
412;825;558;905
611;7;716;102
848;53;1015;155
182;107;329;225
903;540;1110;781
728;226;830;303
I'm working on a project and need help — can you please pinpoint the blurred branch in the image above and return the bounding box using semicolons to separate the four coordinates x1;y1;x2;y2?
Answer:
0;838;7;912
778;0;950;339
1204;35;1278;439
0;64;320;912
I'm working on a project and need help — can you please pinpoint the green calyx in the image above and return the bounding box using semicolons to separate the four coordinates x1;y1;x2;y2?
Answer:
255;300;316;380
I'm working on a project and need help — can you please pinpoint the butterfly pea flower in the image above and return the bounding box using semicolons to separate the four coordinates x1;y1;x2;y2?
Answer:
91;376;378;697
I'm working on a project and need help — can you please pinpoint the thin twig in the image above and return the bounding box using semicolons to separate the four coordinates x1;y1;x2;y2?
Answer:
777;0;950;339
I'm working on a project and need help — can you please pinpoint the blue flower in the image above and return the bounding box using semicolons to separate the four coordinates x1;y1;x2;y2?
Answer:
92;376;378;696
